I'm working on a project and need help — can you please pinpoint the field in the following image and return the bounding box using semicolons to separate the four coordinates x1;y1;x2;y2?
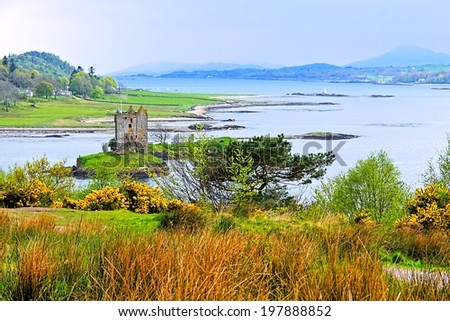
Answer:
0;91;226;128
1;208;449;301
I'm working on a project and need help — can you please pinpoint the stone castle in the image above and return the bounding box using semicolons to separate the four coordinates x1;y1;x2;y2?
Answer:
114;106;148;154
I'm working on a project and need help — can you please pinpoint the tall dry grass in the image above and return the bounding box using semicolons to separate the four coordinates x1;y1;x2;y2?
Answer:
1;210;449;301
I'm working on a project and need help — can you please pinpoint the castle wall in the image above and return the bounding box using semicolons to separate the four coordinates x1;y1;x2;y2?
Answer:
114;106;148;154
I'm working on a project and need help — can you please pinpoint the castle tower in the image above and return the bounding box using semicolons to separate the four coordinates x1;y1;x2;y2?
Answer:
114;106;148;154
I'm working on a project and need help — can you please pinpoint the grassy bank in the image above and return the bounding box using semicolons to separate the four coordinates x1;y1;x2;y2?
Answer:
0;91;226;128
76;138;234;174
1;209;449;301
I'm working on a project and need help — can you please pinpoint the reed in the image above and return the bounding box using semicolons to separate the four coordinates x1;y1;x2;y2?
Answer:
1;210;449;301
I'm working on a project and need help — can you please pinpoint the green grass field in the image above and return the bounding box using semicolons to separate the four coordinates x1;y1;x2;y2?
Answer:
0;91;226;128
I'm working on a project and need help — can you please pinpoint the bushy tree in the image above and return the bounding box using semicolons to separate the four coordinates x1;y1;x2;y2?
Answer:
35;81;54;98
0;79;19;110
158;134;335;210
90;85;104;99
99;76;117;94
58;76;69;90
315;150;408;224
422;134;450;187
69;71;92;98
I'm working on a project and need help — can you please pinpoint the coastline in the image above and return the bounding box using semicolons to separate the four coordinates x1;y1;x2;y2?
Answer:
190;100;339;117
0;98;339;136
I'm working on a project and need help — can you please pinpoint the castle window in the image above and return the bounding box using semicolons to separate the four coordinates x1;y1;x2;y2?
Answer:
129;124;132;128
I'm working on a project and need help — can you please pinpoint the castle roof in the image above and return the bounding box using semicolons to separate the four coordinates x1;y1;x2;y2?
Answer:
127;106;135;115
137;106;147;114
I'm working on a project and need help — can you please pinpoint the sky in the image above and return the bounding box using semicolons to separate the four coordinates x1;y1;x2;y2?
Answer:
1;0;450;74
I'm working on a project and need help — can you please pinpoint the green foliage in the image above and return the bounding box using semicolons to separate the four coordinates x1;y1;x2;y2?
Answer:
73;167;120;199
219;135;335;206
397;183;450;231
213;214;237;233
158;133;334;211
13;51;74;78
99;77;117;94
69;71;93;98
315;150;407;224
35;81;54;98
90;86;104;99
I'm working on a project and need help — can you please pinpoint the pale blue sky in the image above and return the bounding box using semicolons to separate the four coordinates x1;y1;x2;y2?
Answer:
1;0;450;74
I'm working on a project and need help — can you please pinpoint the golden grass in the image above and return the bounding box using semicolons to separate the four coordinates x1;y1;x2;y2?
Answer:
1;210;449;301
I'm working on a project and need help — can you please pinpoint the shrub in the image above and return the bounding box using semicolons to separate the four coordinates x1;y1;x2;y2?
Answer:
78;187;127;211
385;228;450;266
120;180;168;214
213;214;237;233
60;197;80;209
1;178;54;208
406;183;450;214
353;210;375;225
315;150;408;224
160;200;206;232
397;184;450;231
0;157;74;208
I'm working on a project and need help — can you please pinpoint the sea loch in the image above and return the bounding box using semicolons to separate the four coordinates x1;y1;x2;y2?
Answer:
2;77;450;188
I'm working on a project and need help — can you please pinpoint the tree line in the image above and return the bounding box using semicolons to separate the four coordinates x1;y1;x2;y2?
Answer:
68;66;117;99
0;51;118;110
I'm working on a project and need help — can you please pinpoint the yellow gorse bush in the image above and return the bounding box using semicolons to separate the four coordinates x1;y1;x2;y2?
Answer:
397;183;450;231
353;210;375;225
1;178;55;208
120;180;168;214
167;199;202;215
78;187;128;211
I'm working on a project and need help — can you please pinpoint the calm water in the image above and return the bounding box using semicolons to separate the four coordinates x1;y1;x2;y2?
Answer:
2;77;450;188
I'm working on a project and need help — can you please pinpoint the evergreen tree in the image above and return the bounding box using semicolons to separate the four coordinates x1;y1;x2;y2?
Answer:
8;58;17;74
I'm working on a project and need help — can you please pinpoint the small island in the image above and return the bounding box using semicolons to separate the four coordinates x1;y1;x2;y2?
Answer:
293;132;359;140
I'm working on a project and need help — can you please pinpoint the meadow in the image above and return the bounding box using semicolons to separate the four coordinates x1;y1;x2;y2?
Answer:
0;91;225;127
1;208;449;301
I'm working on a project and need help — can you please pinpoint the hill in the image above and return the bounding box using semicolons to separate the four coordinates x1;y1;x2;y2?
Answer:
110;62;269;76
158;53;450;84
349;46;450;68
160;63;351;81
11;51;75;78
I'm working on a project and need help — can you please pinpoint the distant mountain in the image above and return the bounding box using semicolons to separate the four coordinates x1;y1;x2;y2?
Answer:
12;51;75;77
349;46;450;68
110;62;271;76
160;63;354;81
110;46;450;85
159;60;450;84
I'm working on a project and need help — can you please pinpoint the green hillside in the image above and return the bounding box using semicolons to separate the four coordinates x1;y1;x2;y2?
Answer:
12;51;74;77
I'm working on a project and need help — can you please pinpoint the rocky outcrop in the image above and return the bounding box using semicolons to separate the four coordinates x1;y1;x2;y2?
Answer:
289;132;359;140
